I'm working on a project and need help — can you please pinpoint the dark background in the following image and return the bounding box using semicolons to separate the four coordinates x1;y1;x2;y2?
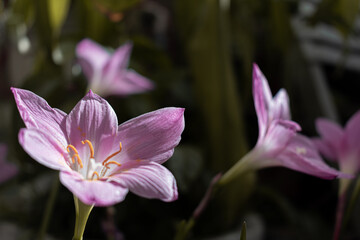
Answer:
1;0;360;239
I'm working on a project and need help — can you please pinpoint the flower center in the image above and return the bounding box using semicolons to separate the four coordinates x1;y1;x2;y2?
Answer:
66;140;123;181
296;147;307;155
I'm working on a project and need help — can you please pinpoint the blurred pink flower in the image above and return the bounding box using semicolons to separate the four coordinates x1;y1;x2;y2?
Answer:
249;64;344;178
221;64;345;184
0;144;18;183
313;111;360;192
12;87;184;206
76;39;154;97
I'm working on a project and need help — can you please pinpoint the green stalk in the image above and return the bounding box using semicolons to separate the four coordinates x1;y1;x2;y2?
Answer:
219;149;260;186
343;176;360;228
72;196;94;240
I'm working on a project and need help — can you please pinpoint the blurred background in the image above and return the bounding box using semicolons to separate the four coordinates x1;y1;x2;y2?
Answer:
1;0;360;239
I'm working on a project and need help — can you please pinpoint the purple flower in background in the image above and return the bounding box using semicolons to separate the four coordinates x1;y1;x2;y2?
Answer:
220;64;345;185
0;144;18;183
76;39;154;97
12;87;184;206
313;111;360;192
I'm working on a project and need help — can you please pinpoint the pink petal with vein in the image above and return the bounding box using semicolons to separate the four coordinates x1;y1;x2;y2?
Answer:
19;128;69;171
11;87;67;147
253;64;270;140
277;135;345;179
65;90;118;160
60;171;129;206
110;161;177;202
116;107;185;164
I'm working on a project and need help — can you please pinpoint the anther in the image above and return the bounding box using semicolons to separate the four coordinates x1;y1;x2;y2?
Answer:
81;140;94;158
66;145;78;155
102;142;122;165
91;171;99;180
105;161;122;168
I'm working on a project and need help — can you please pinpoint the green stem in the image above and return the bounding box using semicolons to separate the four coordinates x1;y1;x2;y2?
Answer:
37;174;60;240
219;150;258;186
332;191;347;240
72;197;94;240
343;176;360;228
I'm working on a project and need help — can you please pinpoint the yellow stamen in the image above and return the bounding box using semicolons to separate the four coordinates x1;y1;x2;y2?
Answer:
105;161;122;168
91;171;99;180
81;140;94;158
66;145;78;155
73;155;83;168
66;145;83;168
100;166;110;176
102;142;122;165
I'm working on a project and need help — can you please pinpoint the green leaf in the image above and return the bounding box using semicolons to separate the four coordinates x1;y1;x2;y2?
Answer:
240;221;246;240
47;0;70;36
180;0;248;171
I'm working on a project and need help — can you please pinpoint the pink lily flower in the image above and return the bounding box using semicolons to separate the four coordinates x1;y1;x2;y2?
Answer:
220;64;344;184
12;87;184;206
76;39;154;97
312;109;360;240
0;144;18;183
313;111;360;193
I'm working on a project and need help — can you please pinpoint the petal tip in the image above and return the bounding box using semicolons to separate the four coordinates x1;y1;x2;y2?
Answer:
18;129;25;145
76;38;96;52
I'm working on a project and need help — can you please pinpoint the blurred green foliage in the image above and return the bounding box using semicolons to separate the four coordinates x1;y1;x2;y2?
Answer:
1;0;360;239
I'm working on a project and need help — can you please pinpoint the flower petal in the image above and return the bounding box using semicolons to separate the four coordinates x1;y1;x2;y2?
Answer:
253;64;273;140
344;110;360;154
110;161;177;202
277;135;343;179
76;39;110;80
102;42;133;82
315;118;343;155
312;138;338;161
115;107;185;164
18;128;69;171
258;119;300;158
65;90;118;160
271;89;291;121
11;88;67;147
60;171;128;206
108;70;155;96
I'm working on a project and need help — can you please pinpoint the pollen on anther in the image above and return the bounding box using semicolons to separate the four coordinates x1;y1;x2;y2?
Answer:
66;145;78;155
105;161;122;167
82;140;94;158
